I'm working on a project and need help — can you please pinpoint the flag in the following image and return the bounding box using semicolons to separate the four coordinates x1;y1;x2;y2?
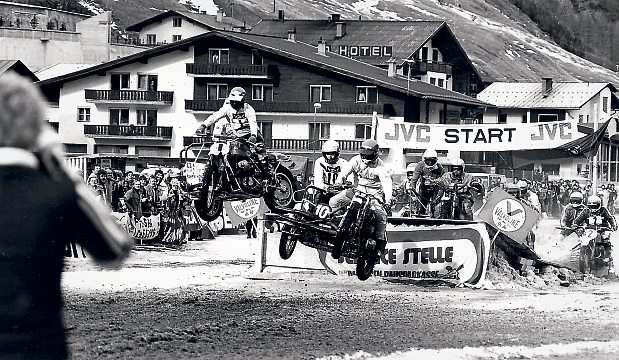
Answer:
556;119;611;157
477;188;541;245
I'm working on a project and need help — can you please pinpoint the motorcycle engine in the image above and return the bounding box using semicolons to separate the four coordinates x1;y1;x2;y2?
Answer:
236;160;253;177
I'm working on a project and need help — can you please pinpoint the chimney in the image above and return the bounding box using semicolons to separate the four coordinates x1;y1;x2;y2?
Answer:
387;58;397;77
216;10;223;23
317;39;327;56
287;28;296;42
331;13;341;22
278;9;285;22
335;21;346;38
542;77;553;96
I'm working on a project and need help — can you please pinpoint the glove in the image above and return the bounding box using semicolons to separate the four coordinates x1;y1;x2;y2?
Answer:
575;227;585;237
195;125;207;136
248;134;257;144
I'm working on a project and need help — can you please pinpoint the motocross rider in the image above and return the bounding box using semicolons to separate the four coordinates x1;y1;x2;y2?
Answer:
195;87;260;182
516;180;541;213
410;149;444;217
437;158;474;220
573;195;617;232
560;191;587;236
313;140;349;200
329;139;393;259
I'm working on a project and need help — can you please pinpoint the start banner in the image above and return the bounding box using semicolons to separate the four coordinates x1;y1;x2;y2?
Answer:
374;116;586;151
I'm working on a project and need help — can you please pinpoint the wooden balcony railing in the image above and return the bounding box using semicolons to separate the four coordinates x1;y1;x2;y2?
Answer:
84;89;174;104
409;61;453;75
185;100;383;114
182;137;362;152
84;125;173;139
186;63;269;77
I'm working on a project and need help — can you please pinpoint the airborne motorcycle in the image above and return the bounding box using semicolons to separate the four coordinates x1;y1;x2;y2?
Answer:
182;134;297;221
576;215;614;276
267;185;385;281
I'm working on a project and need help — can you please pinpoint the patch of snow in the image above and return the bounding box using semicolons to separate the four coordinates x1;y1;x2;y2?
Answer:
179;0;218;14
149;7;166;12
350;0;404;20
404;3;440;18
78;0;104;14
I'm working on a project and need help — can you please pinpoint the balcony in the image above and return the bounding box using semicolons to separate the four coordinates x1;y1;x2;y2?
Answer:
84;125;173;140
409;61;452;75
186;63;270;78
84;90;174;105
182;137;362;152
185;100;383;114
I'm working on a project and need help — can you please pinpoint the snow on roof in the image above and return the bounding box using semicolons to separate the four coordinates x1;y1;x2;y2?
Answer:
35;63;98;81
477;82;615;109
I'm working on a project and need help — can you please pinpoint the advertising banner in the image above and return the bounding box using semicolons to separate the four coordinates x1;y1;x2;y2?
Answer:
374;116;586;151
477;188;541;245
261;221;491;285
224;198;269;226
113;212;161;241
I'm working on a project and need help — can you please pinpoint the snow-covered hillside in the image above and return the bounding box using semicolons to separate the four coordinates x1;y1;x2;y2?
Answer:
225;0;619;84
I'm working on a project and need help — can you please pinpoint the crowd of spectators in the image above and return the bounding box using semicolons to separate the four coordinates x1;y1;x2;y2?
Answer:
489;178;618;217
85;165;200;244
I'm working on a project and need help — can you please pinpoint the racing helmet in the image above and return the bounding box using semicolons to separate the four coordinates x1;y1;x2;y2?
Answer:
422;149;438;168
451;158;465;176
228;87;246;110
359;139;379;163
569;191;584;206
516;180;529;198
321;140;340;165
506;183;520;197
586;195;602;212
406;163;416;177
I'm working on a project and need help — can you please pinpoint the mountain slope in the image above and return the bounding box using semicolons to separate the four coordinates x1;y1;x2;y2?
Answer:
221;0;619;85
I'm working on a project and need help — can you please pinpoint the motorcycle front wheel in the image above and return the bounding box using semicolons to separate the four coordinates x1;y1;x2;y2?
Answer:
579;246;592;274
194;169;224;221
356;241;379;281
264;171;295;211
278;227;298;260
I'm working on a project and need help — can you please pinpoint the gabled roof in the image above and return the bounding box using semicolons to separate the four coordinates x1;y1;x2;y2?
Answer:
477;82;617;109
0;60;38;81
37;31;488;107
126;10;246;32
251;19;444;66
35;63;97;81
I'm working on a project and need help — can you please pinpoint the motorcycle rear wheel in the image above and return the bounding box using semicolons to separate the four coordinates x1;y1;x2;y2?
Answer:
264;171;295;211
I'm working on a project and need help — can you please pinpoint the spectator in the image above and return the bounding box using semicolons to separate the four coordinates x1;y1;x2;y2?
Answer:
88;176;105;200
143;175;159;215
609;183;617;214
124;178;146;219
0;73;131;360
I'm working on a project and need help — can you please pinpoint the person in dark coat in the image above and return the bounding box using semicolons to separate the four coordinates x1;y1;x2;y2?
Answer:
0;73;132;360
124;178;146;219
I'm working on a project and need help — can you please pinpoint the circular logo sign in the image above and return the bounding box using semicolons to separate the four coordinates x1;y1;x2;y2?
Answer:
492;199;526;232
229;198;261;220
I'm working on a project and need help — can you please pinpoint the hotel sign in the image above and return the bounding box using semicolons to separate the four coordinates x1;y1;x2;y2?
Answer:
326;45;394;58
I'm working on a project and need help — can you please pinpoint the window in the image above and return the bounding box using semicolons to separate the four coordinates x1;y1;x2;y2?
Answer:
429;77;436;86
77;107;90;122
136;109;157;126
538;114;558;122
111;73;130;90
421;47;428;61
258;121;272;147
603;97;609;113
252;52;263;65
95;145;128;154
310;85;332;102
587;115;590;122
498;114;507;124
432;49;439;62
146;34;156;45
172;34;182;42
309;122;330;140
252;84;273;101
172;17;182;27
355;86;378;103
355;124;372;139
206;83;228;100
137;74;158;91
522;114;527;123
579;114;584;123
209;48;229;64
437;78;444;88
109;108;129;125
63;143;87;154
135;146;170;157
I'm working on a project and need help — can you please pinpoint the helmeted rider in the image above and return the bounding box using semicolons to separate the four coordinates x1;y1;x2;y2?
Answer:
560;191;587;236
574;195;617;232
195;87;259;186
437;158;474;220
516;180;541;213
329;139;392;259
313;140;349;197
410;149;444;217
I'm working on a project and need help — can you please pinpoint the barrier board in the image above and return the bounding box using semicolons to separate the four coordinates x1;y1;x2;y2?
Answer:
258;218;491;285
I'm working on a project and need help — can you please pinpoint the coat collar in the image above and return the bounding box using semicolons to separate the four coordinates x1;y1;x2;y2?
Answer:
0;148;38;168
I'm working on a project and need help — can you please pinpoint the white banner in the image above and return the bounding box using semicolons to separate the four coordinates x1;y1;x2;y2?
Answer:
375;117;587;151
